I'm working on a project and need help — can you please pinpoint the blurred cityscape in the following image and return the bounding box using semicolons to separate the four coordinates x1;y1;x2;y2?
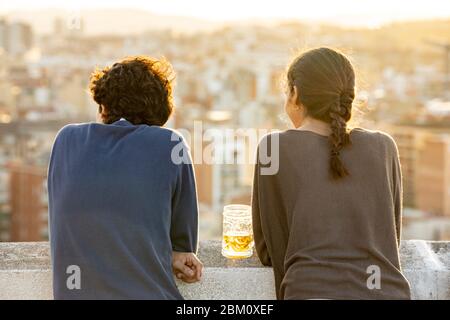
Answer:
0;12;449;242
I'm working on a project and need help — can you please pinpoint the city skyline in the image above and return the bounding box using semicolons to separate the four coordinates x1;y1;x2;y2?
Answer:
0;10;449;242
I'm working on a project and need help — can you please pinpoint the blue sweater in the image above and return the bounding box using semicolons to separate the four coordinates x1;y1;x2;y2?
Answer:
47;119;198;299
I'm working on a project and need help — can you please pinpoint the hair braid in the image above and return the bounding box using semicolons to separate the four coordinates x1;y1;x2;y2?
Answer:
329;91;353;179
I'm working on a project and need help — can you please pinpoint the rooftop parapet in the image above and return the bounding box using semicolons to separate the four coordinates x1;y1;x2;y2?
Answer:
0;240;448;299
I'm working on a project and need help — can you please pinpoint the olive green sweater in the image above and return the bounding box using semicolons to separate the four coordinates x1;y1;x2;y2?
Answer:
252;128;411;300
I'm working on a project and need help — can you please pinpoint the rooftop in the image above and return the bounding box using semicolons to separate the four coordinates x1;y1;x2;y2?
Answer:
0;240;448;299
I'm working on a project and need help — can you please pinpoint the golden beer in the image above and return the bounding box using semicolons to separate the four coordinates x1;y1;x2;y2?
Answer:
223;233;254;255
222;205;254;259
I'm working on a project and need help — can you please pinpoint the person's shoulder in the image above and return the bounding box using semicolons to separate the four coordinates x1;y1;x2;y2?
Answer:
257;129;325;153
260;129;328;148
142;126;189;145
351;127;398;151
149;126;185;140
140;127;192;162
352;127;388;139
54;122;92;141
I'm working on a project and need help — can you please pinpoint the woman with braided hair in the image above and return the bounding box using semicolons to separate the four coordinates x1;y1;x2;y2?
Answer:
252;48;411;299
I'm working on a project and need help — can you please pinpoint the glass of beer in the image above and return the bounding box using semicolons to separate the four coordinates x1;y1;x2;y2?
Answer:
222;204;254;259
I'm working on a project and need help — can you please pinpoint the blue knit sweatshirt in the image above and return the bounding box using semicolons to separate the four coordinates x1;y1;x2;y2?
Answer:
48;119;198;299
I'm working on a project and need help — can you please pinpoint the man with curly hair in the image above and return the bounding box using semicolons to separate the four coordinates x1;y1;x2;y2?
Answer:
48;56;202;299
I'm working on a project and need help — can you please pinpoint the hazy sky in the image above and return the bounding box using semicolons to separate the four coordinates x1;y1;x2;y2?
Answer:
1;0;450;25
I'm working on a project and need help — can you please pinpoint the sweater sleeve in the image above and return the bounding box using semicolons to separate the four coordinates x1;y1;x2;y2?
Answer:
392;139;403;247
252;152;272;266
382;132;403;247
170;143;199;253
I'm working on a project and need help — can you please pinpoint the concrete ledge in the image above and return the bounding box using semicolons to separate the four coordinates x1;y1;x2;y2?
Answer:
0;240;448;299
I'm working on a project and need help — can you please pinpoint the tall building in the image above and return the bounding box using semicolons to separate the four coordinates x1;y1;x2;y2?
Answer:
56;68;95;119
0;168;10;241
0;20;33;56
0;19;7;53
382;124;450;216
415;134;450;217
195;160;214;207
189;126;250;213
384;126;422;207
8;161;47;242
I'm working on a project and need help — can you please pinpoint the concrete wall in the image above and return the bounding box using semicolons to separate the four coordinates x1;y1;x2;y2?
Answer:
0;240;448;300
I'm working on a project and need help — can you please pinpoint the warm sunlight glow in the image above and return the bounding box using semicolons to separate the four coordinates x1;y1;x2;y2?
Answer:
1;0;450;26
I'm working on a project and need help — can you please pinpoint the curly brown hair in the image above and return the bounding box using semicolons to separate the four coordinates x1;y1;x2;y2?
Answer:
287;48;355;180
89;56;175;126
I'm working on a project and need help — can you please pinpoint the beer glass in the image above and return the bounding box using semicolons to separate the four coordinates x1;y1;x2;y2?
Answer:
221;204;254;259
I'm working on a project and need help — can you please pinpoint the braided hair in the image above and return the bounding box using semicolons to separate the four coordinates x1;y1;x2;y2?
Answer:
287;47;355;179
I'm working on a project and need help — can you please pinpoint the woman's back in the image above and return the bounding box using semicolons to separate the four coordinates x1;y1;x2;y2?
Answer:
252;128;411;299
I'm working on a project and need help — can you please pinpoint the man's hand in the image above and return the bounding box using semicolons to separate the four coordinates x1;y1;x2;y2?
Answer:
172;252;203;283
